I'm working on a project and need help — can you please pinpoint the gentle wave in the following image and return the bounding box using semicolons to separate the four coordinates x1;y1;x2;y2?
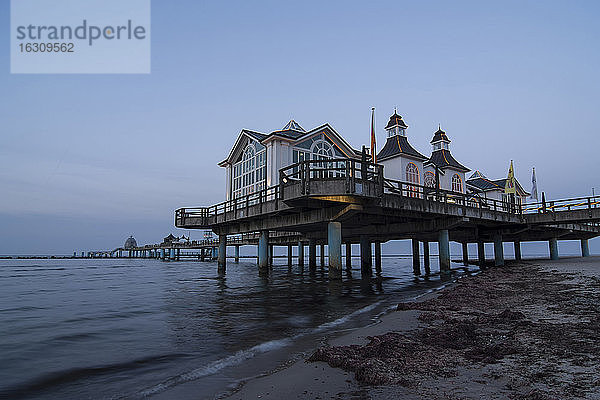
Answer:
134;338;293;398
0;354;187;400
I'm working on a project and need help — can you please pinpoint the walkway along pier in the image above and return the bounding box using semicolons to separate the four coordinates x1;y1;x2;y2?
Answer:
175;159;600;278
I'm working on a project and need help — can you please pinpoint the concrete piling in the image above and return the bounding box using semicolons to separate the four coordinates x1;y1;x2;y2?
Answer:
412;239;421;275
218;235;226;273
581;239;590;257
298;241;304;267
477;241;485;267
309;239;317;269
493;234;504;267
462;242;469;266
345;243;352;271
320;244;325;267
514;241;522;261
360;235;372;278
374;241;382;274
422;241;430;275
258;231;269;274
328;222;342;279
287;244;293;265
549;238;559;260
234;245;240;263
438;230;450;272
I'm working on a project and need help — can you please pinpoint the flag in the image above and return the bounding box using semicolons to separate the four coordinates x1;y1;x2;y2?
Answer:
504;160;516;194
370;107;376;164
531;167;538;201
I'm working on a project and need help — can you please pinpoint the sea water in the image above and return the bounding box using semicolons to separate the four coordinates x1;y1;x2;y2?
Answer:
0;257;469;399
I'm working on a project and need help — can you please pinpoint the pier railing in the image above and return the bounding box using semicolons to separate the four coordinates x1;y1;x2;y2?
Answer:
381;178;523;214
279;158;383;196
522;195;600;214
176;158;536;227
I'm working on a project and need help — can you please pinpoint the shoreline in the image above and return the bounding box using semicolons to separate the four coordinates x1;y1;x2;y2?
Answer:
223;256;600;400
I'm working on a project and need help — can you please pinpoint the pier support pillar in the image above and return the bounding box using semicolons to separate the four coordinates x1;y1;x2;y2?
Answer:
287;245;293;265
309;239;317;269
200;248;205;261
218;235;227;273
269;245;274;267
177;248;180;261
438;230;450;273
549;238;559;260
412;239;421;275
581;239;590;257
477;241;485;268
462;243;469;266
345;243;352;271
422;241;431;275
493;234;504;267
360;235;372;278
258;231;269;274
514;241;522;261
374;241;382;274
320;244;325;267
234;245;240;263
298;241;304;267
328;222;342;280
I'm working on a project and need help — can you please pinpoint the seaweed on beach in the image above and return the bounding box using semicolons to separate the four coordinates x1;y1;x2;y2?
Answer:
308;262;600;398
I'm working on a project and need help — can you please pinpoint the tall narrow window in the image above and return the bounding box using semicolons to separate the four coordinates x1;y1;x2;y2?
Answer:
406;162;420;198
452;174;463;193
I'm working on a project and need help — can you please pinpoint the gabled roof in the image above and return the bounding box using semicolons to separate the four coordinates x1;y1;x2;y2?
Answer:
426;150;470;172
466;177;530;196
377;135;428;161
294;123;362;159
385;111;408;130
219;129;267;166
431;126;450;144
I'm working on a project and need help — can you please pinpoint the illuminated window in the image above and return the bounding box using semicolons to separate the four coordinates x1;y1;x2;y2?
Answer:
452;174;463;193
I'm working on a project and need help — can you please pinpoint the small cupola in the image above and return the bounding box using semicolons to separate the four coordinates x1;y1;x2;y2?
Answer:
431;125;451;151
385;109;408;137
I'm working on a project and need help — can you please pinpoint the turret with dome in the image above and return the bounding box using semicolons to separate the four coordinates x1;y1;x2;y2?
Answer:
423;125;470;192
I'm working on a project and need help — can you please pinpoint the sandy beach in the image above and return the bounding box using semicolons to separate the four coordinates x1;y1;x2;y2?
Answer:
225;256;600;400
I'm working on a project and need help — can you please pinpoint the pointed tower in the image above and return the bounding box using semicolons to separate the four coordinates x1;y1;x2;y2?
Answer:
377;110;427;184
424;126;470;193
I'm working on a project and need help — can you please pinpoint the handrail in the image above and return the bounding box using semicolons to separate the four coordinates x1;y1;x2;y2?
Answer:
176;160;600;226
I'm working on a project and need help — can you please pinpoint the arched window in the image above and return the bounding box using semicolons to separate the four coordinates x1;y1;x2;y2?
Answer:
232;142;266;199
311;140;334;178
311;140;334;159
452;174;463;193
405;162;420;198
424;171;436;188
406;162;419;184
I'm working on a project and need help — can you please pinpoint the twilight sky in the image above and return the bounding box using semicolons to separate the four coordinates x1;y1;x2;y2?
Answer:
1;0;599;255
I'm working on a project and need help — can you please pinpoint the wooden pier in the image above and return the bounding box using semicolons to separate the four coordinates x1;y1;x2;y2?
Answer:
175;158;599;278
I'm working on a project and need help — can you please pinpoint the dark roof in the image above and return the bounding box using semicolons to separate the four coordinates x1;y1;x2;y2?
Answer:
269;129;305;139
385;112;408;130
466;177;530;195
243;129;268;142
426;150;470;172
431;127;451;144
377;135;428;161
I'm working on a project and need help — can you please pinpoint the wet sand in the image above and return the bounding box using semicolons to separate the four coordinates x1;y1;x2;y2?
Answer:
225;256;600;400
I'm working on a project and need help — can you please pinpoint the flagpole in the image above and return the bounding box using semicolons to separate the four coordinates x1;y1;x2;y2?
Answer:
370;107;376;164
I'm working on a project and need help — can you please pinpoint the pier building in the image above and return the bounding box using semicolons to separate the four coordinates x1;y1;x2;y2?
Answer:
175;109;599;277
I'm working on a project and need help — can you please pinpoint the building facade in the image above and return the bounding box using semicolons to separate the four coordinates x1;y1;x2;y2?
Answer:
218;120;361;200
219;110;526;202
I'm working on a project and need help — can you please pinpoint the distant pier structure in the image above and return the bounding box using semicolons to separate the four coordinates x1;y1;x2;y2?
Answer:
173;112;599;277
